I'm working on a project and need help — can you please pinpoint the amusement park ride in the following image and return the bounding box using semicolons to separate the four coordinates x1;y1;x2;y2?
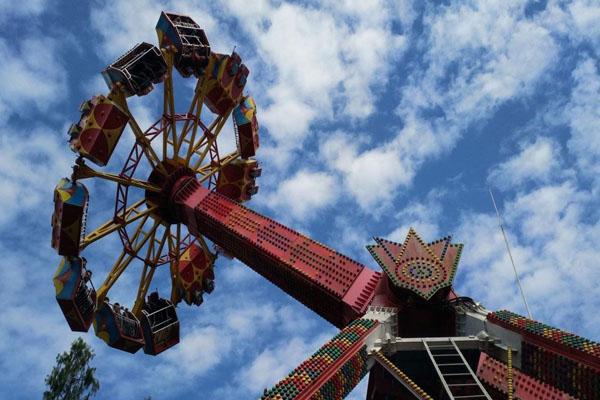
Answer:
50;11;600;400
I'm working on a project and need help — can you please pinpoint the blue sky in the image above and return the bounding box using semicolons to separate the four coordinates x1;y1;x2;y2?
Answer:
0;0;599;399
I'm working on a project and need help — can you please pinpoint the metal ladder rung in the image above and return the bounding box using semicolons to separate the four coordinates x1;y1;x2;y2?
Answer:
443;375;473;381
423;339;492;400
443;373;471;376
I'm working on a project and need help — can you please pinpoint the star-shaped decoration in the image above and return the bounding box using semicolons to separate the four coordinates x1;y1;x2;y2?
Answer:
366;228;463;300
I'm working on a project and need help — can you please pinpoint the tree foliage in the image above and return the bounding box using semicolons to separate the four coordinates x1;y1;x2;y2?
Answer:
44;337;100;400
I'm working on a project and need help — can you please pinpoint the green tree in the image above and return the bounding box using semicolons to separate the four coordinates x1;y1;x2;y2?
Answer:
44;337;100;400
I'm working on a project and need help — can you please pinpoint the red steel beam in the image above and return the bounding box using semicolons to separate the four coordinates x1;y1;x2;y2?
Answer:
261;319;380;400
486;310;600;399
173;179;381;328
477;353;576;400
488;310;600;371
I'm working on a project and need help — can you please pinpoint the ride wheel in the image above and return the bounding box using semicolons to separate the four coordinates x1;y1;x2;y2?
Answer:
51;11;259;354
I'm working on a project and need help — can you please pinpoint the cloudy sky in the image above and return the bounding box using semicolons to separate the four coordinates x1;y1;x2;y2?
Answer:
1;0;599;399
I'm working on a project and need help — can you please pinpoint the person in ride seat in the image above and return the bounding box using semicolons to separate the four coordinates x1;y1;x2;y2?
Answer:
82;270;93;299
80;258;91;287
148;291;160;311
83;269;92;284
122;307;139;338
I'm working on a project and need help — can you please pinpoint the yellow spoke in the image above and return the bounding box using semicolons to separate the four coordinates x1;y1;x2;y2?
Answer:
95;216;160;304
163;51;177;158
74;162;161;192
192;110;232;170
188;115;220;158
132;226;169;315
81;200;157;249
197;149;240;184
162;82;169;159
168;224;182;303
150;226;169;261
183;81;210;164
173;91;199;156
130;113;167;174
109;89;167;175
132;264;153;316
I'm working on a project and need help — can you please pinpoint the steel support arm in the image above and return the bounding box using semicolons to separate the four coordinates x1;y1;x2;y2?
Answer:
260;318;380;400
173;179;381;328
483;310;600;399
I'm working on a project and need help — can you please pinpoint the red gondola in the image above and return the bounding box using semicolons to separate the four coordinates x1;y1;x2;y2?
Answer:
177;244;216;306
204;51;249;116
51;178;88;256
216;159;261;202
68;95;129;167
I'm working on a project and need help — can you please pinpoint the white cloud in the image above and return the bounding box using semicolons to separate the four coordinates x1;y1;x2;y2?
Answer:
262;169;338;220
90;0;222;59
488;137;563;189
0;37;67;126
0;235;84;394
568;1;600;44
536;1;600;51
387;190;445;242
320;132;415;210
565;56;600;179
163;325;231;377
0;126;72;226
2;2;599;399
316;1;561;211
221;259;261;286
223;0;408;164
455;211;536;313
343;146;414;208
414;2;557;114
456;181;600;336
0;0;47;22
235;332;334;394
426;4;556;112
391;0;419;32
225;303;277;338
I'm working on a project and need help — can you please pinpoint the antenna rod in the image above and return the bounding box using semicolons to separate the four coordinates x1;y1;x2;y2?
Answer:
488;187;533;319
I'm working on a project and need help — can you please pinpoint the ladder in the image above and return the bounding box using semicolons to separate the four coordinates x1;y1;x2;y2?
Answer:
423;338;492;400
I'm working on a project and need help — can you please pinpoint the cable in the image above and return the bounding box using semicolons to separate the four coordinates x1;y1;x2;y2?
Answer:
489;188;533;319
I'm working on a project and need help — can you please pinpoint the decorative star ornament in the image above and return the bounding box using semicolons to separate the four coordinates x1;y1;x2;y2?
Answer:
367;228;463;300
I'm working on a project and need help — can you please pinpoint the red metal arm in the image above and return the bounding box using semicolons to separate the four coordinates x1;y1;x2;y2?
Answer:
260;318;379;400
485;310;600;399
173;179;381;328
477;353;576;400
